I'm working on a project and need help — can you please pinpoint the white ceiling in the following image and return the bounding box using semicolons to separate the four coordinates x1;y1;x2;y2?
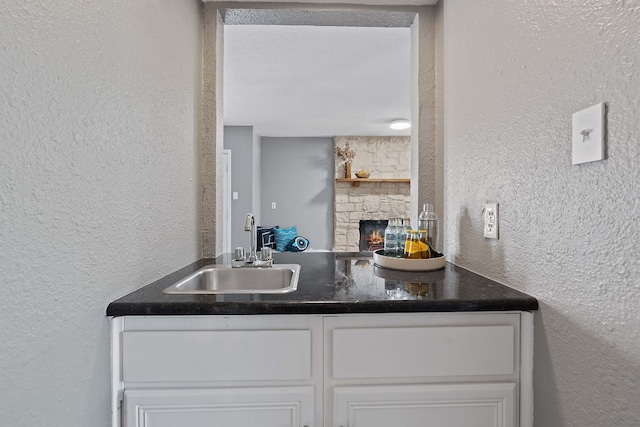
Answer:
223;24;412;137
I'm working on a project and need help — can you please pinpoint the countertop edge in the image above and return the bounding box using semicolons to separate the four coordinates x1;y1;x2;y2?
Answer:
106;298;538;317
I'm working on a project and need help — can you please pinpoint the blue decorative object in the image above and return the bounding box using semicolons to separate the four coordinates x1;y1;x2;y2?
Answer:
285;236;309;252
274;226;297;252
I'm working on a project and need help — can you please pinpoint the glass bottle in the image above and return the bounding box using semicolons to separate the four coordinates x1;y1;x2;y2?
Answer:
398;219;411;258
418;203;439;255
403;230;422;259
418;229;432;259
383;218;399;257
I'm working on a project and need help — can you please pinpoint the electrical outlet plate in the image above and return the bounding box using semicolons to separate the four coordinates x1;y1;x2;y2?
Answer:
572;103;605;165
484;203;499;239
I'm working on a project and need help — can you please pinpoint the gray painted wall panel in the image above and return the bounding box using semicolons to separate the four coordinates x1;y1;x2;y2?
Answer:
224;126;255;250
252;129;262;224
260;137;334;250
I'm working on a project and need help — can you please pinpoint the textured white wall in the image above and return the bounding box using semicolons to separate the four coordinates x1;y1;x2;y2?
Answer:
411;7;439;229
0;0;202;425
442;1;640;425
202;4;225;257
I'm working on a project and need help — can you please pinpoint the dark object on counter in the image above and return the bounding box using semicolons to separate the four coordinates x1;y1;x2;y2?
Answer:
257;226;278;250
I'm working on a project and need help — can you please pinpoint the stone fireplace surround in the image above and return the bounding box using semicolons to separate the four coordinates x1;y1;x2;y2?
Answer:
333;136;411;251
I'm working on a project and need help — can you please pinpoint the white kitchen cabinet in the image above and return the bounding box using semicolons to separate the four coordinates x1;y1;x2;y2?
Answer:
323;313;527;427
112;315;323;427
111;312;533;427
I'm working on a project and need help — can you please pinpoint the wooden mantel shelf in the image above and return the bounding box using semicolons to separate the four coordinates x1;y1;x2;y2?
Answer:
336;178;411;187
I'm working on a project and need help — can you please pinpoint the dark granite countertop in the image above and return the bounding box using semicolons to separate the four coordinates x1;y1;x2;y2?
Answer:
106;252;538;316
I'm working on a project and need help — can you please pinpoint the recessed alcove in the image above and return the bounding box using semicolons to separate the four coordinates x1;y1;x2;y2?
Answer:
202;3;440;255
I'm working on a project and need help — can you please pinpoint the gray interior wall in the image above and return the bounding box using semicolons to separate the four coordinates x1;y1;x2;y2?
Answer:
0;0;202;425
252;128;262;223
224;126;255;250
441;1;640;426
260;137;334;250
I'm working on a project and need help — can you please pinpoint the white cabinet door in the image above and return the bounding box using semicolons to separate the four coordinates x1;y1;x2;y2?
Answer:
334;383;516;427
124;386;314;427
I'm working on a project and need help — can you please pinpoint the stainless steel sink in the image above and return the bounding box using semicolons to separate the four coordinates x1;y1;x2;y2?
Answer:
163;264;301;294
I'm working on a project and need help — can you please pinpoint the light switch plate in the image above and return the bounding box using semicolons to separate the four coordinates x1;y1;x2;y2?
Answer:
572;103;605;165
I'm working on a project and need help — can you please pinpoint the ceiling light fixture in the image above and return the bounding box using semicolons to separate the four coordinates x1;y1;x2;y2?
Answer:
390;119;411;130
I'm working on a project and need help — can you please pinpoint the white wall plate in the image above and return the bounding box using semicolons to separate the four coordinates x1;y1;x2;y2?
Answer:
572;103;606;165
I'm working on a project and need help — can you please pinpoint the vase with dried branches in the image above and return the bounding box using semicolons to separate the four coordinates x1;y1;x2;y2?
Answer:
335;142;356;178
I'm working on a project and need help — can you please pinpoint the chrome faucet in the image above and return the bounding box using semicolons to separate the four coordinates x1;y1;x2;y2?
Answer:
244;213;258;263
236;213;272;268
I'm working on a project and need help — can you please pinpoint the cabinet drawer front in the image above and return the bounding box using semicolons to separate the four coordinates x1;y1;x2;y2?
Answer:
122;329;311;382
332;325;514;379
124;386;314;427
334;383;516;427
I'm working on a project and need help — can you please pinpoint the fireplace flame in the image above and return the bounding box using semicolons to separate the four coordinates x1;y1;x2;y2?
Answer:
368;230;384;246
359;220;387;251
